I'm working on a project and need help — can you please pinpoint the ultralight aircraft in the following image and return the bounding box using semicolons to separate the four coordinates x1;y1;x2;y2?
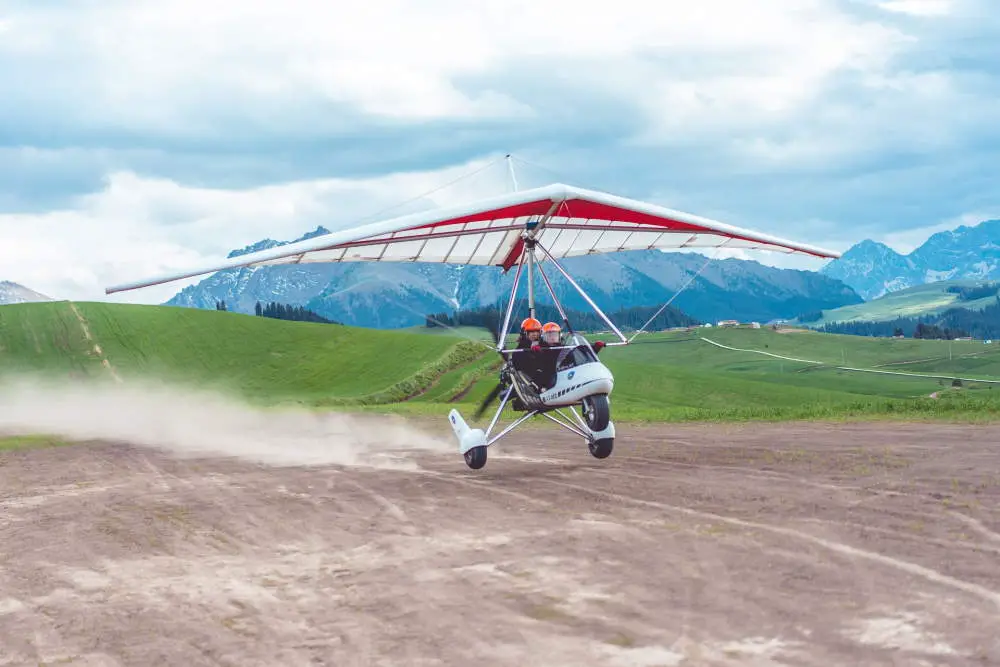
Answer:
106;163;839;469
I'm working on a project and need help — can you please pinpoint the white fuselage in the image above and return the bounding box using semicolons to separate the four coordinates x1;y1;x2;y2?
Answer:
538;361;614;407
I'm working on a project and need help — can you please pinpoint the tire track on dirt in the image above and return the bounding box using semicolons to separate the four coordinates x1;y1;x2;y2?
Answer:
618;452;942;507
598;463;1000;555
0;481;129;511
796;517;1000;556
614;456;891;496
948;511;1000;544
539;478;1000;609
413;468;558;508
330;473;411;524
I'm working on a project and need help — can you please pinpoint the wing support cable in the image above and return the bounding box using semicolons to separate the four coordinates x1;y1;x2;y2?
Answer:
627;245;727;343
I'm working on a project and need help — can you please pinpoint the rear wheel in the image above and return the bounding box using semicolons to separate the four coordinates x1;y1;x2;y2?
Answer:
581;394;610;432
464;446;487;470
589;437;613;459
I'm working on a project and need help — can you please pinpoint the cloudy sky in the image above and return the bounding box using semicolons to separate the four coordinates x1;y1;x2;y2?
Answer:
1;0;997;303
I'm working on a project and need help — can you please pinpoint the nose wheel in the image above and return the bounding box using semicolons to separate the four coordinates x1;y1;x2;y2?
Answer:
464;445;488;469
581;394;610;432
588;437;613;459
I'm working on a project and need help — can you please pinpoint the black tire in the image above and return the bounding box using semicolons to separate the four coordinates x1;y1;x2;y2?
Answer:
464;446;488;470
589;437;614;459
581;394;610;432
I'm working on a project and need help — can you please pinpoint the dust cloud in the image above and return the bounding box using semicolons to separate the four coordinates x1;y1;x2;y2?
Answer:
0;376;452;468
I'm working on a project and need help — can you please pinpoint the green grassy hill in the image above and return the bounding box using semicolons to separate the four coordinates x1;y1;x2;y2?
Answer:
792;279;999;327
3;301;1000;425
0;301;490;405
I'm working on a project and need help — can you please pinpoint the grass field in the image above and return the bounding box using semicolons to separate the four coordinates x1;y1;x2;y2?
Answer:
793;279;999;326
0;301;488;405
4;300;1000;425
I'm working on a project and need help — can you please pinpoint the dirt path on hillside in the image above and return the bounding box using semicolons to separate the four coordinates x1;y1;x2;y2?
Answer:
67;301;123;383
1;421;999;666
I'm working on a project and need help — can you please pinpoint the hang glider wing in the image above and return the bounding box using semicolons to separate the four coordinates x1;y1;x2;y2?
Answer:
105;183;841;294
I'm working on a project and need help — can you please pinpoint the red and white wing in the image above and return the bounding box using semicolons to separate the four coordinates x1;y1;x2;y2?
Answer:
105;183;840;294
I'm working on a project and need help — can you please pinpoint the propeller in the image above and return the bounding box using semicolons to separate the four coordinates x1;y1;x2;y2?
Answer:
473;382;503;420
473;307;508;420
483;309;503;348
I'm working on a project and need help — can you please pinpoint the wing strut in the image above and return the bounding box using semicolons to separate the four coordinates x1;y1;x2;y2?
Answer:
496;251;527;352
534;240;628;344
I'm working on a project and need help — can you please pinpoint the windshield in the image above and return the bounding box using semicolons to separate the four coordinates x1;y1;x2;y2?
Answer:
556;336;599;370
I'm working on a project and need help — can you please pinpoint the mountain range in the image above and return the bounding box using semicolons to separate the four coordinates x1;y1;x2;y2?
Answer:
0;281;52;305
159;215;1000;329
165;226;863;328
820;219;1000;300
5;215;997;329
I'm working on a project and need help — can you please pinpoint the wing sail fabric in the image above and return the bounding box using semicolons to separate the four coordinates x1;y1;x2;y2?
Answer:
105;183;839;294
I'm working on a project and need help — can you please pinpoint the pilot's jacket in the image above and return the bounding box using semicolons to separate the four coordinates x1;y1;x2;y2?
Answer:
513;334;559;389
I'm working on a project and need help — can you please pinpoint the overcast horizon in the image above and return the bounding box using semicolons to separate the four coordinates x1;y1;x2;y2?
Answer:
1;0;997;304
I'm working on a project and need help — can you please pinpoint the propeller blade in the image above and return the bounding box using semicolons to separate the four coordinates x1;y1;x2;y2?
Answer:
473;383;503;420
484;310;502;346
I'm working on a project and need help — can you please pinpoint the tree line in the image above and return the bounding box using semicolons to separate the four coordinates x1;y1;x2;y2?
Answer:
946;282;999;301
425;298;699;333
254;301;340;324
798;284;1000;326
821;318;970;339
816;297;1000;339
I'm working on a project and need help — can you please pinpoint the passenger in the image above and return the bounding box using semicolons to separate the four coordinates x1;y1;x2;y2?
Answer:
541;321;562;346
535;322;563;388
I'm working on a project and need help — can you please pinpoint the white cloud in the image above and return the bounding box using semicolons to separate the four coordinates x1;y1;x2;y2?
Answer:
0;156;519;304
628;12;907;143
878;0;954;16
0;0;996;309
2;0;908;138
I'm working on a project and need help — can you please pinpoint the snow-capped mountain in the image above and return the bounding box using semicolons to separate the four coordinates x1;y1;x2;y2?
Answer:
821;219;1000;300
164;226;863;328
0;281;53;305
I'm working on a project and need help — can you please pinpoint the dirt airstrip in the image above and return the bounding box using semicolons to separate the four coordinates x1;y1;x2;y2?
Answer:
2;419;1000;666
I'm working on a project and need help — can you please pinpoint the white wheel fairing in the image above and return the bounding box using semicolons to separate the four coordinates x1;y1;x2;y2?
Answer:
449;409;487;455
588;421;615;440
538;362;614;407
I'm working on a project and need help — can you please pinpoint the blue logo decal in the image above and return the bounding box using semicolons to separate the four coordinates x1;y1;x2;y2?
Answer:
567;370;575;380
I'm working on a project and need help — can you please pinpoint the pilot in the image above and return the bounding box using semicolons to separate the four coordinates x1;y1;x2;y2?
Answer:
513;317;554;389
515;317;542;349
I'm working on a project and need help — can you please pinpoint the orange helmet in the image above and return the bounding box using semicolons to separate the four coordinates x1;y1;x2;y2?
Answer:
542;321;561;344
520;317;541;332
